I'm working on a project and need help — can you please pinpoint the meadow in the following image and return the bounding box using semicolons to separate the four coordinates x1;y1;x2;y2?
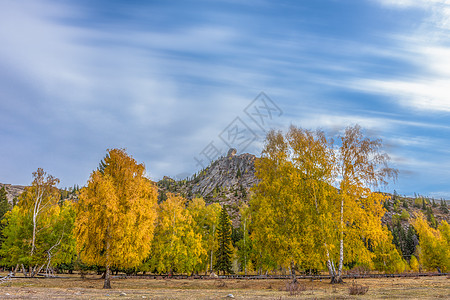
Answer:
0;273;449;299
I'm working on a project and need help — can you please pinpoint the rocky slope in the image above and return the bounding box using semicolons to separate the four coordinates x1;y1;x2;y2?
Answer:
157;149;259;221
0;183;26;204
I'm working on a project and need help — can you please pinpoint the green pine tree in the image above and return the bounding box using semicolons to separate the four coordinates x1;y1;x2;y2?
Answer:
0;186;10;220
440;200;449;214
214;206;233;275
405;226;417;261
0;186;11;249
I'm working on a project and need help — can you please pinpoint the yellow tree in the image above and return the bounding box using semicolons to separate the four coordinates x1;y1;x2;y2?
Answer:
237;203;253;274
333;125;397;282
150;194;205;275
75;149;157;288
412;213;450;272
187;197;221;274
0;169;75;277
251;128;330;280
251;125;397;283
372;226;406;273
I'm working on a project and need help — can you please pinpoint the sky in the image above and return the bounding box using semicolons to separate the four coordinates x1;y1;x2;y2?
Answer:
1;0;450;198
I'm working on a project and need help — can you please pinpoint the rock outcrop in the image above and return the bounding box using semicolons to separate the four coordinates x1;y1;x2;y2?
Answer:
0;183;26;204
157;149;259;222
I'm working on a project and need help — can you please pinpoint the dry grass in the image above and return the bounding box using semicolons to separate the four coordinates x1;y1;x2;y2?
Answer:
0;273;448;299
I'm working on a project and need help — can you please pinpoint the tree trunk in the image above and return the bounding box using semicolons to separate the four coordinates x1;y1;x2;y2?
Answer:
103;225;112;289
12;264;19;276
335;196;345;284
22;264;28;277
290;261;297;284
31;188;43;257
103;265;111;289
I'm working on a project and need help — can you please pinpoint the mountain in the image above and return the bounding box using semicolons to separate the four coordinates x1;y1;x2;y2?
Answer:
157;148;258;221
0;183;26;205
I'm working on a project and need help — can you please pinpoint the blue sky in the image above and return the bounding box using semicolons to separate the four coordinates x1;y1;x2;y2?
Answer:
1;0;450;198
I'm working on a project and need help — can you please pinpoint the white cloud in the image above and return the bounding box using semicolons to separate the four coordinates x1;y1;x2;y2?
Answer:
346;1;450;112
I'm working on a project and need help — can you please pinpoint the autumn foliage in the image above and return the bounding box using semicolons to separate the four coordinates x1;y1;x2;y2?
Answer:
0;128;449;286
75;149;158;288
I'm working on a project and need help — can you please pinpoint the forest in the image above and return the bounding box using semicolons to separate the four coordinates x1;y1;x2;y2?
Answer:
0;125;449;289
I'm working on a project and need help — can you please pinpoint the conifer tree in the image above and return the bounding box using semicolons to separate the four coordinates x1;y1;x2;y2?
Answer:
0;186;10;220
214;206;233;274
0;186;10;252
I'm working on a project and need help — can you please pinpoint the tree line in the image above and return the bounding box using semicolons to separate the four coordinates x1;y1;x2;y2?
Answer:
0;125;449;288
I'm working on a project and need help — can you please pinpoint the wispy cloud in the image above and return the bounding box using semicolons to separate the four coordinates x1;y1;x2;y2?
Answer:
1;0;449;198
355;1;450;112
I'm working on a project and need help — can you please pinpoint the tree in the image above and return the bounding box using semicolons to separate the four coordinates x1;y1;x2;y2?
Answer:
214;206;233;274
149;194;205;275
236;204;252;274
187;198;221;274
412;213;450;272
409;255;419;272
75;149;158;288
405;226;417;261
0;186;10;249
251;128;333;280
0;186;10;220
440;200;449;213
250;125;397;283
372;227;407;273
0;169;75;276
333;125;397;283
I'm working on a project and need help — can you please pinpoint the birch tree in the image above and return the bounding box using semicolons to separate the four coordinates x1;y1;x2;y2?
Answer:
251;128;333;280
251;125;397;283
149;194;205;275
0;169;75;276
413;213;450;272
75;149;158;288
333;125;397;282
236;204;252;274
187;198;221;274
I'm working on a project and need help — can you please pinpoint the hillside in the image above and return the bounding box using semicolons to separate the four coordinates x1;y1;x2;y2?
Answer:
0;183;26;205
157;148;258;221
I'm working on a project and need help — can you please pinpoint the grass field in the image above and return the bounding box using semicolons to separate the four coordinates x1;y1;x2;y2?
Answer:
0;273;449;299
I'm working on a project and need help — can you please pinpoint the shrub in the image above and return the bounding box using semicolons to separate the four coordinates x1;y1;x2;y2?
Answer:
400;209;410;221
414;198;422;208
285;281;306;295
348;281;369;295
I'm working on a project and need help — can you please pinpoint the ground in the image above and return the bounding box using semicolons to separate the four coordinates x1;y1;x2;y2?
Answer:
0;273;449;299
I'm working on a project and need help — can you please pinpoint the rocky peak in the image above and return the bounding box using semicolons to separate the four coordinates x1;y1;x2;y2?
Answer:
0;183;26;204
156;149;260;222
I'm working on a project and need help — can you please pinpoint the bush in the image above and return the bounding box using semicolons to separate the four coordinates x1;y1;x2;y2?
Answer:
414;198;422;208
285;281;306;295
400;209;410;221
348;281;369;295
